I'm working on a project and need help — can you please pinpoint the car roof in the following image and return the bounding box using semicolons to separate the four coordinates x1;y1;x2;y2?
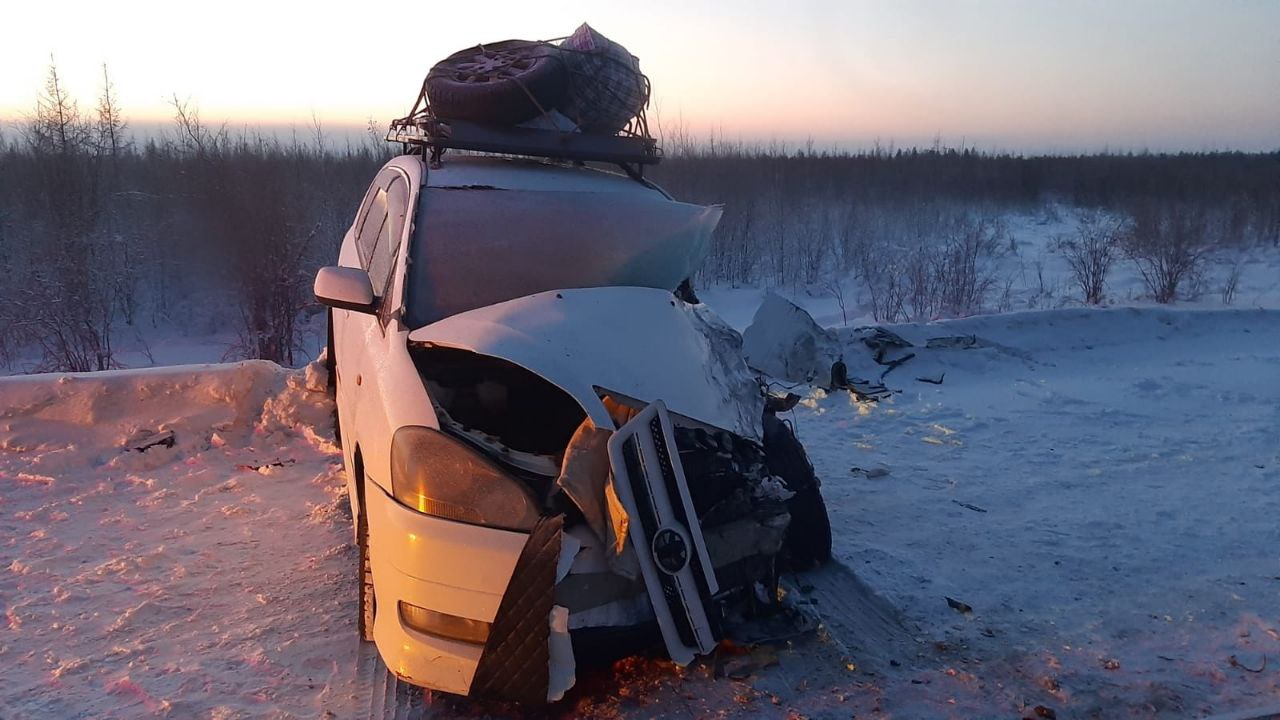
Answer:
423;155;667;196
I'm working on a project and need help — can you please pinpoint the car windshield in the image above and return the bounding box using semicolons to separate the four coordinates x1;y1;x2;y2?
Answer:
402;179;721;328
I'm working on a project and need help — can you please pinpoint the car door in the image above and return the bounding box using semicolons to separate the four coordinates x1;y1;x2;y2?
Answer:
339;165;413;493
334;170;386;455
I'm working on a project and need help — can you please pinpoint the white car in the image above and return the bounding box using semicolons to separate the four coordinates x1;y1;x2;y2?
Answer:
314;146;830;703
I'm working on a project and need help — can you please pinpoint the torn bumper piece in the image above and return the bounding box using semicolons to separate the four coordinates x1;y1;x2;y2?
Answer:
469;514;564;704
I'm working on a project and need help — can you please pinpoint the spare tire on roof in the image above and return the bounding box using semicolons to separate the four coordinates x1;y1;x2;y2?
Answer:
426;40;569;125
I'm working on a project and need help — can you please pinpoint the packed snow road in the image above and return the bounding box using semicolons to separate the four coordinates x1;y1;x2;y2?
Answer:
2;307;1277;718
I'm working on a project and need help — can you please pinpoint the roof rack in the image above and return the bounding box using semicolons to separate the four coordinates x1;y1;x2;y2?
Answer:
386;80;662;177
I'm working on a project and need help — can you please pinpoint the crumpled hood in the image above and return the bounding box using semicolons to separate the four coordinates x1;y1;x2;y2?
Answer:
407;287;763;440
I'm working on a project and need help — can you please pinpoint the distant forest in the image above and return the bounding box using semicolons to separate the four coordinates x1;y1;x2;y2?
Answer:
2;64;1277;371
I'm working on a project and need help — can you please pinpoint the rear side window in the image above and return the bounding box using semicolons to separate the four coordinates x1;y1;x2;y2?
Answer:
368;176;408;301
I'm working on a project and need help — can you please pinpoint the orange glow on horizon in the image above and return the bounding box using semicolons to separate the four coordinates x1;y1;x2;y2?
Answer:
0;1;1275;153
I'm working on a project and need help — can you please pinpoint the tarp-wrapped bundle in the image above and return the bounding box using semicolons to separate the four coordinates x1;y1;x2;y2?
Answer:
556;24;648;133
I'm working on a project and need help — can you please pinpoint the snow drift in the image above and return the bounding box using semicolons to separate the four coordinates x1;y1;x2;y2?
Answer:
0;360;351;719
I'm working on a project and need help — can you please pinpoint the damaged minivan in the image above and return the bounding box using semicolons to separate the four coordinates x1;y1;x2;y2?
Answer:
314;118;830;703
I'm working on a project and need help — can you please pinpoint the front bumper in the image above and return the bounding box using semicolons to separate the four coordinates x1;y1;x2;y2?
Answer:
365;480;528;695
365;403;778;702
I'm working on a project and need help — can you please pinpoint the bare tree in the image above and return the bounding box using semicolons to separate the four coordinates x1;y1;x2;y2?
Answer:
95;64;128;156
172;100;323;365
1220;257;1243;305
824;278;849;326
936;214;1002;317
7;59;119;371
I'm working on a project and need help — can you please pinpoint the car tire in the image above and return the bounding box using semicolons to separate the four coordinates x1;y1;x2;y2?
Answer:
784;485;833;569
326;311;341;444
762;414;833;568
426;40;569;125
357;489;375;642
325;310;337;396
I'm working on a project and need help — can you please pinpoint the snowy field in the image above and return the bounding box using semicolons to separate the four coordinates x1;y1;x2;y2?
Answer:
3;305;1278;718
793;306;1280;718
3;208;1279;718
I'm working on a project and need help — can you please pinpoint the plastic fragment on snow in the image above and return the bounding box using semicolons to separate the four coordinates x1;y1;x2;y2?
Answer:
124;429;175;453
926;334;980;350
555;531;582;583
742;292;842;387
234;458;295;472
547;605;576;701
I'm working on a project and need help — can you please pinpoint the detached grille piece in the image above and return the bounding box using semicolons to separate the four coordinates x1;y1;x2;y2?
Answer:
607;401;720;664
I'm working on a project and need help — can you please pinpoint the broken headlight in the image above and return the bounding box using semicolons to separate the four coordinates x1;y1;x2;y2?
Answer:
390;425;542;532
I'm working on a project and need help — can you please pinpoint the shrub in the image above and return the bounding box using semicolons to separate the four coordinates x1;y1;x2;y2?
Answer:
848;204;1002;322
1055;210;1124;305
1122;202;1210;303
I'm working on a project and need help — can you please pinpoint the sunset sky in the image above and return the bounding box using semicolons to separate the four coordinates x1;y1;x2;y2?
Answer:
2;0;1277;153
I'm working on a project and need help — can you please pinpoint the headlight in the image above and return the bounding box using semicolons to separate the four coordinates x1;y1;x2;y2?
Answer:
390;425;542;532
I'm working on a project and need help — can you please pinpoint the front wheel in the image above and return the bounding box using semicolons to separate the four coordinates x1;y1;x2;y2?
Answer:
326;311;341;445
357;498;375;642
784;485;833;569
762;413;833;568
325;310;336;396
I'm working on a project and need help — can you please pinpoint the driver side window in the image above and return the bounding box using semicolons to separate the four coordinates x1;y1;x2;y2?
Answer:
355;187;389;270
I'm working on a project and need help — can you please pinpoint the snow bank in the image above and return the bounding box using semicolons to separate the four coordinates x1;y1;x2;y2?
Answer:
0;360;335;457
0;359;351;719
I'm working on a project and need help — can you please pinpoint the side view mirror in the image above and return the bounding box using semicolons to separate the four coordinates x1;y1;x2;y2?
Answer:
314;266;377;314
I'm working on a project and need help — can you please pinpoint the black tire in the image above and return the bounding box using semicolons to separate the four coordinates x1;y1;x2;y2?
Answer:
762;414;833;568
784;485;833;569
426;40;568;125
326;311;341;444
325;310;336;397
357;485;375;642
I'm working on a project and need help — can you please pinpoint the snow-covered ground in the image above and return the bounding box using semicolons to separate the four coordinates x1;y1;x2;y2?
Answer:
793;306;1280;718
3;305;1277;718
3;208;1279;717
0;361;360;718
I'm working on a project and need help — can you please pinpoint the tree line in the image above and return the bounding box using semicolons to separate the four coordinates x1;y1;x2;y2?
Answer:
652;134;1280;292
0;64;384;371
1;63;1276;370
